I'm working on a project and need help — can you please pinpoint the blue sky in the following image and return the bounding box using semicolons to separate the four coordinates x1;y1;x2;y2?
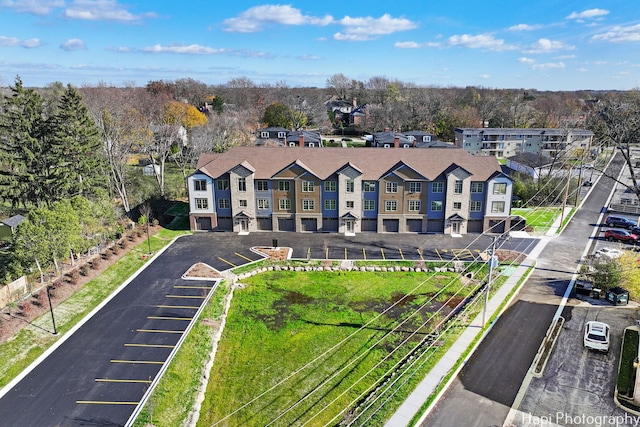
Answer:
1;0;639;90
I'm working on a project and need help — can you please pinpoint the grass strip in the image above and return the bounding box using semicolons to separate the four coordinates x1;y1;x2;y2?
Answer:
132;281;229;427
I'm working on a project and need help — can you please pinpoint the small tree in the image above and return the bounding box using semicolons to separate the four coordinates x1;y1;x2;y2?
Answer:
581;257;622;291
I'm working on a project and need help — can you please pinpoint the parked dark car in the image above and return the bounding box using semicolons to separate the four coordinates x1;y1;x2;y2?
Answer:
605;215;637;229
604;228;638;243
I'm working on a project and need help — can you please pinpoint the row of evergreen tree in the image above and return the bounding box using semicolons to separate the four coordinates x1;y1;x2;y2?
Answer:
0;77;106;208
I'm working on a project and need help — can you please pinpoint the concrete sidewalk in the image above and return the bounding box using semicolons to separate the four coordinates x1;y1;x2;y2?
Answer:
385;235;551;427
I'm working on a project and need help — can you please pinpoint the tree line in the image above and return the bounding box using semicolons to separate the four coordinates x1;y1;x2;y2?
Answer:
0;73;639;283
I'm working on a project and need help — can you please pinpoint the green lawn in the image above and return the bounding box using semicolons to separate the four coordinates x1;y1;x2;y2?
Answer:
512;207;562;232
195;270;479;427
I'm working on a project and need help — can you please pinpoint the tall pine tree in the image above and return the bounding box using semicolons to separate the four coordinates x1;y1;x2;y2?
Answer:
0;76;49;208
45;85;106;201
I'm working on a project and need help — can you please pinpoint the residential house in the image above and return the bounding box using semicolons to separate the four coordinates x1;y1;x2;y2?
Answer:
285;130;323;147
188;147;514;235
506;152;555;180
371;131;412;148
454;127;594;158
255;127;289;146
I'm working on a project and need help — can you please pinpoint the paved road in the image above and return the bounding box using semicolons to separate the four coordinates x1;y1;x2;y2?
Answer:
422;155;624;427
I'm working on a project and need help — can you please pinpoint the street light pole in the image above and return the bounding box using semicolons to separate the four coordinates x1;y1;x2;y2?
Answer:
46;285;58;335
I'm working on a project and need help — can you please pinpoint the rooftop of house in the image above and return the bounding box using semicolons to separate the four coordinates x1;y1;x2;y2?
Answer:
195;146;503;182
455;127;594;136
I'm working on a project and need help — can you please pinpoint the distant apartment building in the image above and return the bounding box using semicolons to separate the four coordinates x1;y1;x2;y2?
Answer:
188;146;514;235
454;128;594;158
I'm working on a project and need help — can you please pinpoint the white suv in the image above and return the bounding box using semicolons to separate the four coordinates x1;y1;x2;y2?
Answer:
583;321;610;352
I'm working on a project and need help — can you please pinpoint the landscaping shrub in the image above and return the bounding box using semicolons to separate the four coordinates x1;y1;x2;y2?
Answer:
91;259;101;270
80;265;88;276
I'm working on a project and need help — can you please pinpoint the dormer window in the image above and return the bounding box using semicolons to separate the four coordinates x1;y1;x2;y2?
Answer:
423;135;431;142
260;131;269;138
278;132;286;138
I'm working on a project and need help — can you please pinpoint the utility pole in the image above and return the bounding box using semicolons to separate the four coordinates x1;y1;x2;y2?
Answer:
482;237;499;327
560;166;572;228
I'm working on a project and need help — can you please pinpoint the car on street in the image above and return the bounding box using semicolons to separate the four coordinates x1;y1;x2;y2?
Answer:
594;247;625;259
605;215;637;229
604;229;638;243
583;181;593;187
583;321;610;352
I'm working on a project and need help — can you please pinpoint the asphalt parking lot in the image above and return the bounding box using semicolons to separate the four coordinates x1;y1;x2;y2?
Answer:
511;300;640;427
186;231;538;270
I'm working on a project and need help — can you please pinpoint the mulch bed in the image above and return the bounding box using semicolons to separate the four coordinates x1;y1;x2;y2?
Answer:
0;226;158;344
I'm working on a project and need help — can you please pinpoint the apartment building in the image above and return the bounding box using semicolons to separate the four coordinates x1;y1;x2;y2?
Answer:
188;146;514;235
454;127;594;158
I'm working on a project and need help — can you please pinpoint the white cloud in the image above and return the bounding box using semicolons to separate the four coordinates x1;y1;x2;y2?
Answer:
223;5;333;32
532;62;566;70
518;57;536;64
1;0;65;15
508;23;542;31
566;9;609;20
333;14;417;41
105;45;134;53
64;0;156;22
298;54;320;60
591;24;640;43
523;38;574;54
394;41;421;48
0;35;42;48
142;44;227;55
480;74;490;79
445;34;516;51
60;38;87;51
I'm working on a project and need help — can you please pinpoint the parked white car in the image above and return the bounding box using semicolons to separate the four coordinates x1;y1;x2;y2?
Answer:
583;321;610;352
594;247;624;259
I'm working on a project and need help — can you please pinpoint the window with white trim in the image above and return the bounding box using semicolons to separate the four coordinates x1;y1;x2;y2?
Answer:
217;198;229;209
193;179;207;191
302;199;315;210
470;201;482;212
278;181;290;191
385;182;398;193
325;199;336;210
454;180;463;194
239;199;247;208
471;182;484;193
278;131;286;138
431;201;443;211
409;182;422;193
491;201;505;213
238;178;246;192
364;200;375;210
302;181;315;192
432;182;444;193
493;183;507;195
408;200;421;211
324;181;336;192
195;198;208;209
217;180;229;191
346;200;354;209
279;199;291;210
385;200;397;211
256;180;269;191
257;198;270;210
346;179;354;193
364;181;376;192
260;131;269;138
453;202;462;210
